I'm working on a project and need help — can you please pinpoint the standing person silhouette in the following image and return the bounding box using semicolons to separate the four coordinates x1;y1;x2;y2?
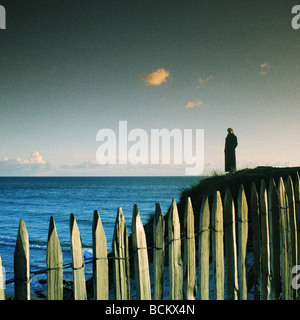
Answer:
224;128;238;173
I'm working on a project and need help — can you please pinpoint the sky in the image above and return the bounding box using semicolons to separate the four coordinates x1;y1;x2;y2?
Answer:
0;0;299;176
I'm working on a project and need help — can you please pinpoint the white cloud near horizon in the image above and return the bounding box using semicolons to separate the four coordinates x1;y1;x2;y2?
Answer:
0;154;298;177
29;151;46;164
1;146;298;177
184;100;204;109
3;151;46;165
0;152;49;176
139;68;170;86
0;156;190;176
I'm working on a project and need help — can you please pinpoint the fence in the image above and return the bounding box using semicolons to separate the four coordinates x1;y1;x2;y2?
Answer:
0;172;299;300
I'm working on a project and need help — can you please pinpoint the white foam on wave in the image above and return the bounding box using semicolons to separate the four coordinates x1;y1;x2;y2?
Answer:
83;248;93;259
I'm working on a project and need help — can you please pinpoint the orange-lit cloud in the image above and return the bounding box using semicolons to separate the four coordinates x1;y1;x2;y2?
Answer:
198;75;213;85
184;100;204;108
259;62;271;75
139;68;170;86
261;62;271;69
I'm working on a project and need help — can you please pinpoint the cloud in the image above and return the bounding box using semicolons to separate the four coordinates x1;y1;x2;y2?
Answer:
74;161;99;169
184;100;204;109
0;152;49;175
258;71;268;76
259;62;271;75
29;151;46;164
261;62;271;69
139;68;170;86
197;75;213;87
15;151;46;165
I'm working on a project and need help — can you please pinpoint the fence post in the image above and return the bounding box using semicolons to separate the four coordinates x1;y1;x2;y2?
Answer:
70;213;87;300
212;191;224;300
132;204;151;300
198;195;210;300
112;207;130;300
260;179;271;300
153;203;165;300
269;178;281;299
278;178;292;300
251;182;261;300
0;257;5;300
237;184;248;300
168;199;183;300
92;210;109;300
295;172;300;298
47;216;63;300
183;197;197;300
224;187;238;300
285;176;298;284
14;219;30;300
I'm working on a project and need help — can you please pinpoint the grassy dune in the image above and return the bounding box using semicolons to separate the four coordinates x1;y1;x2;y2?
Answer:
144;166;300;250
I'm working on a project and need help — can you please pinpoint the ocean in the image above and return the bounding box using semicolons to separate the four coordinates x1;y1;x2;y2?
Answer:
0;176;200;297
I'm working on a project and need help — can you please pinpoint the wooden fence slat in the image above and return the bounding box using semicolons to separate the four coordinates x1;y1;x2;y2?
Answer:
168;199;183;300
153;203;165;300
285;176;298;277
278;177;292;300
70;213;87;300
250;182;261;300
295;172;300;298
237;184;248;300
92;210;109;300
259;179;271;300
112;207;130;300
268;178;281;299
198;195;210;300
286;175;298;300
212;191;224;300
14;219;30;300
47;216;63;300
183;197;197;300
132;204;151;300
224;187;238;300
0;257;5;300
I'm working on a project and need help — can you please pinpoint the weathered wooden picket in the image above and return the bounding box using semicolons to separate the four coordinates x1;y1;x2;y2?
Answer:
0;173;299;300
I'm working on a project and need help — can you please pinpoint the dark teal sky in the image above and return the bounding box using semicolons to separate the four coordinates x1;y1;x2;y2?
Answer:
0;0;299;175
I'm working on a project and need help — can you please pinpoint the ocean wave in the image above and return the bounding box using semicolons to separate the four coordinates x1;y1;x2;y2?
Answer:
82;248;93;259
0;236;91;253
0;236;16;248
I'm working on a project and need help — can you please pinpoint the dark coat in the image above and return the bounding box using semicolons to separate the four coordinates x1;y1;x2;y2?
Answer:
225;133;238;172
